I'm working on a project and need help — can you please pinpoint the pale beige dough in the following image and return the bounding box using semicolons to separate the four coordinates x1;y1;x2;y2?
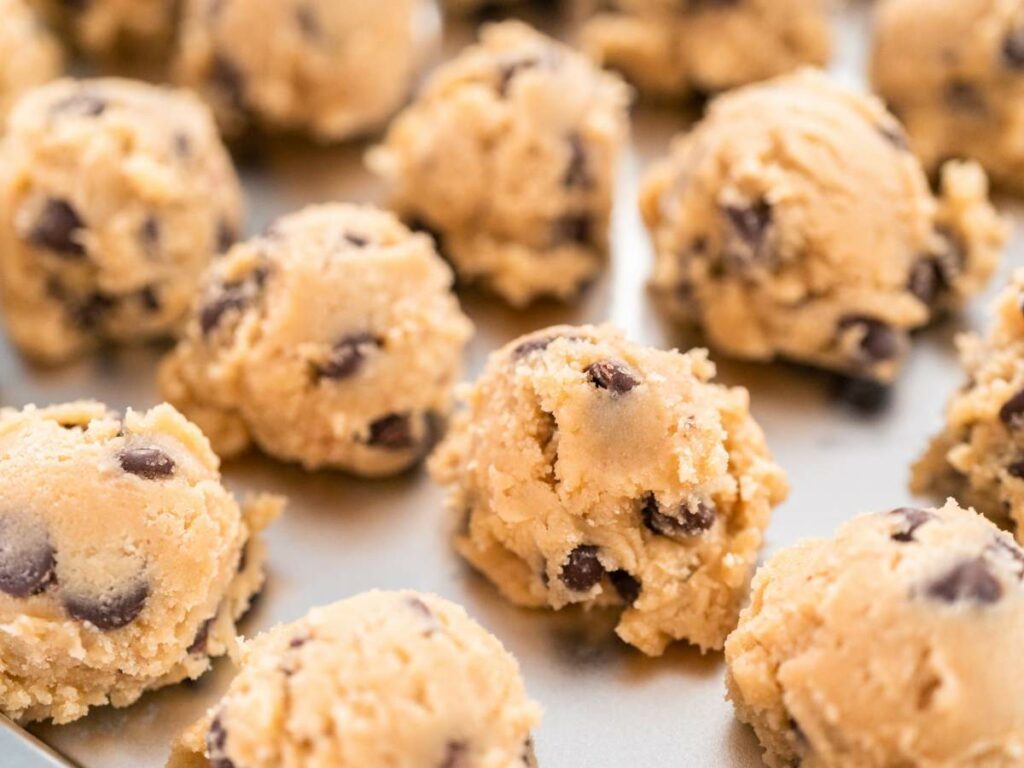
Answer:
176;0;425;140
726;500;1024;768
0;0;63;127
581;0;830;99
167;591;541;768
872;0;1024;194
368;21;632;306
0;78;243;365
642;69;1006;386
159;203;473;476
0;401;283;725
429;325;789;655
30;0;179;59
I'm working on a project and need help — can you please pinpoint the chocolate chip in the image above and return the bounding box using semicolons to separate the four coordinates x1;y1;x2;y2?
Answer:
0;519;56;598
552;214;592;246
563;133;590;189
1003;27;1024;67
73;293;116;330
51;92;107;118
206;714;235;768
879;123;909;151
366;413;415;451
830;375;891;414
173;132;192;158
211;55;247;112
217;220;237;253
889;507;933;542
989;538;1024;579
27;199;86;257
118;447;175;479
513;333;583;359
344;233;368;247
496;57;541;97
609;570;640;605
838;316;901;363
288;635;309;649
200;268;266;335
440;741;468;768
406;596;441;635
586;360;640;394
1000;389;1024;427
907;258;945;306
722;199;772;269
560;545;604;591
295;4;320;38
1007;461;1024;479
315;333;379;380
140;216;160;255
926;558;1002;604
139;286;161;312
187;617;214;655
63;580;150;630
945;80;985;112
642;495;716;538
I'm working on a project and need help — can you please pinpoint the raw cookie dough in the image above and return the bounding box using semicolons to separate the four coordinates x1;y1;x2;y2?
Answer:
429;325;789;655
0;401;282;724
872;0;1024;194
641;70;1006;390
0;0;63;127
159;203;473;476
725;500;1024;768
368;21;631;306
581;0;830;99
0;78;243;364
167;591;542;768
913;269;1024;543
176;0;425;140
29;0;179;60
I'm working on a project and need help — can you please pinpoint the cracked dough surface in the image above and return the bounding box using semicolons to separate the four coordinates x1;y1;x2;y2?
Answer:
0;0;62;127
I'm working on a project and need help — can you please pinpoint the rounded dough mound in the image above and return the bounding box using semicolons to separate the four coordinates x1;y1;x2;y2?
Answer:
429;325;789;655
30;0;179;59
167;591;542;768
641;69;1005;384
159;203;473;476
0;0;63;126
176;0;424;140
0;78;243;364
726;500;1024;768
872;0;1024;194
582;0;830;98
0;401;282;725
369;21;632;306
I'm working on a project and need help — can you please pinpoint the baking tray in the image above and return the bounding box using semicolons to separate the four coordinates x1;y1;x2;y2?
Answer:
4;2;1022;766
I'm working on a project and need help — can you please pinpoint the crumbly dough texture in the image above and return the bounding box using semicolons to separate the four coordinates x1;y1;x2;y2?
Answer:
429;325;788;655
0;78;243;364
581;0;830;99
167;591;541;768
872;0;1024;194
641;70;1006;383
30;0;179;59
0;0;63;126
726;500;1024;768
176;0;422;140
0;401;282;725
160;203;473;476
369;21;631;306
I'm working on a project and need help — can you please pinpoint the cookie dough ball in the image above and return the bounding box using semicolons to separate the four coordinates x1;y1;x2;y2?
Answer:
581;0;830;99
176;0;424;141
429;325;789;655
0;401;283;724
159;204;473;476
30;0;178;59
0;0;62;127
167;591;542;768
726;501;1024;768
872;0;1024;194
641;70;1006;387
368;21;631;306
0;78;243;365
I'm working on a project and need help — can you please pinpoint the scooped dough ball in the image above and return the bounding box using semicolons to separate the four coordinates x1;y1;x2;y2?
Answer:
0;0;63;127
176;0;425;140
872;0;1024;194
159;203;473;476
368;21;632;306
29;0;179;59
167;591;542;768
0;401;283;725
0;78;243;364
581;0;830;99
641;70;1006;388
429;325;789;655
726;500;1024;768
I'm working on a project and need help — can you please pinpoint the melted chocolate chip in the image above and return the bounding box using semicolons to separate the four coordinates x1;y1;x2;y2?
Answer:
366;413;415;451
206;714;235;768
838;316;901;363
1003;26;1024;68
315;333;379;380
0;519;56;598
563;133;590;189
560;545;604;591
642;496;716;538
188;617;214;655
64;580;150;630
609;570;641;605
27;199;86;257
440;741;468;768
926;558;1002;605
1000;389;1024;427
889;507;933;543
586;360;639;394
119;447;175;479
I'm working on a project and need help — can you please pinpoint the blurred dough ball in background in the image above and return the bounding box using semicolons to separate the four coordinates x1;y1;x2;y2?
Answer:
0;0;63;126
29;0;179;61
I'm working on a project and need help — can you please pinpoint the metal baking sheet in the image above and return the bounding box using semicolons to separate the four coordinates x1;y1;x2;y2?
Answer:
5;3;1022;766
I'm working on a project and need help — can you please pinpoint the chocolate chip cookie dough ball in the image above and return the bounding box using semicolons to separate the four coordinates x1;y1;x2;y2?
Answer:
0;78;243;365
368;21;631;306
582;0;830;99
30;0;178;60
0;0;63;127
159;204;473;476
872;0;1024;194
429;325;789;655
0;401;283;724
176;0;424;140
168;591;541;768
726;501;1024;768
641;70;1005;390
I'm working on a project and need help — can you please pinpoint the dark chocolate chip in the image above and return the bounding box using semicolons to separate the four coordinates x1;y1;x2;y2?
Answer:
945;80;986;112
988;538;1024;579
217;220;237;253
206;714;235;768
609;570;640;605
879;123;909;151
51;92;107;118
722;199;773;269
830;375;891;414
140;216;160;255
1007;461;1024;479
513;334;582;359
0;519;56;598
344;232;368;247
586;360;640;394
837;316;901;362
559;545;604;591
642;495;716;538
552;214;592;246
926;558;1002;605
440;741;468;768
118;447;176;480
563;133;590;189
1000;390;1024;427
366;413;415;451
187;617;214;655
889;507;933;543
315;333;379;380
1003;27;1024;68
27;199;86;257
406;596;441;635
211;55;247;112
64;580;150;630
200;268;266;335
73;293;116;330
907;258;945;306
497;57;541;97
139;286;161;312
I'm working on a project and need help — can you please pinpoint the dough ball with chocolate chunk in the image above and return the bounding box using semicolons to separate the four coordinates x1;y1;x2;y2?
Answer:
429;325;788;655
0;401;282;724
726;500;1024;768
581;0;830;99
159;203;473;476
641;70;1006;386
29;0;178;60
0;78;243;364
167;591;542;768
368;21;631;306
175;0;427;141
0;0;62;126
